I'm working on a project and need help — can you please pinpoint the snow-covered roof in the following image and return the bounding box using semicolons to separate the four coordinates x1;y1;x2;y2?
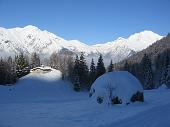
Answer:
27;67;61;81
30;66;52;72
90;71;143;104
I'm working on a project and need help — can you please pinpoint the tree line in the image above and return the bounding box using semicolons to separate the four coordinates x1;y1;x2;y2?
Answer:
1;49;169;91
119;49;170;89
0;50;116;92
70;53;116;91
0;52;40;85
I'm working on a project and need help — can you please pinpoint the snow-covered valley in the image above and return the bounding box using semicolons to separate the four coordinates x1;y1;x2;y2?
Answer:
0;0;169;126
0;69;170;127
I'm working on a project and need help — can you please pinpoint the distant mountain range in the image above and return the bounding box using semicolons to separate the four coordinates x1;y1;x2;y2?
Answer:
0;25;163;64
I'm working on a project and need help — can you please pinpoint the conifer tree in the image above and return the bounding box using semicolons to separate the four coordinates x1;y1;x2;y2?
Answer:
160;51;169;85
0;58;6;84
17;53;29;70
141;54;153;89
31;52;40;68
0;58;17;85
124;60;129;72
7;57;17;83
89;58;96;88
7;56;13;65
73;55;80;91
16;53;29;78
79;52;89;89
67;56;74;81
108;60;113;72
73;53;89;90
96;54;106;79
166;65;170;87
73;55;80;76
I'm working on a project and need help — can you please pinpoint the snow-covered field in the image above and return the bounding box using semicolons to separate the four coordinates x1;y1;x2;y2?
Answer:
0;69;170;127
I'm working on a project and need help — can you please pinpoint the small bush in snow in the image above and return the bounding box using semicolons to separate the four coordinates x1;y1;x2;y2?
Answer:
74;83;80;92
89;92;93;97
111;96;122;104
97;96;103;104
89;88;95;97
131;91;144;102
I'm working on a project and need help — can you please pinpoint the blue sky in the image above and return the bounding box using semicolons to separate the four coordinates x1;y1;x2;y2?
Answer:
0;0;170;44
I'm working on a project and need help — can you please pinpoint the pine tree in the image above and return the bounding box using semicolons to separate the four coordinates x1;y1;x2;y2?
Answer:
108;60;113;72
7;56;13;65
73;55;80;91
67;56;74;81
7;57;17;84
96;54;106;79
124;60;129;72
0;58;6;84
160;51;169;85
16;53;29;78
10;60;17;84
141;54;153;89
31;52;40;68
73;55;80;76
0;58;17;85
79;52;89;89
166;65;170;87
72;53;89;90
17;53;29;70
89;58;96;89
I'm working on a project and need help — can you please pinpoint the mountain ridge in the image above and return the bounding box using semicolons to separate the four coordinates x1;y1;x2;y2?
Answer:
0;25;163;64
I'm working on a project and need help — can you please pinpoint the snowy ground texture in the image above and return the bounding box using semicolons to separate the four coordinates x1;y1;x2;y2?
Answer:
0;69;170;127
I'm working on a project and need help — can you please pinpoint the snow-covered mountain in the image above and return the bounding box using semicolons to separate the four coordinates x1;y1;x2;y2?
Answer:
0;25;163;64
126;30;163;51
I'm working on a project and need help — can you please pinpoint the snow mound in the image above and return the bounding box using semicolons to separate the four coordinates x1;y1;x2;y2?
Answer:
90;71;143;104
0;68;84;103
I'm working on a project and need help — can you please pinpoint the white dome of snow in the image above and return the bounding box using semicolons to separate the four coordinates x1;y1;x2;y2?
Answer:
90;71;143;104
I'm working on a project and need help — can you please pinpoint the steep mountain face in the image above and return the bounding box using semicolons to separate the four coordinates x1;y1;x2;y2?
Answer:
0;25;163;64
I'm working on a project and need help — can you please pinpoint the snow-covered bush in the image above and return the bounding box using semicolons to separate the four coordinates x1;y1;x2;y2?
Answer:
74;83;81;92
111;96;122;104
97;96;103;104
131;91;144;102
89;71;144;105
158;84;168;90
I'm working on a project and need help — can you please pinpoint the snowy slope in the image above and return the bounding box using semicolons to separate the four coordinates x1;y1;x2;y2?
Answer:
0;25;163;63
0;68;85;103
0;68;170;127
